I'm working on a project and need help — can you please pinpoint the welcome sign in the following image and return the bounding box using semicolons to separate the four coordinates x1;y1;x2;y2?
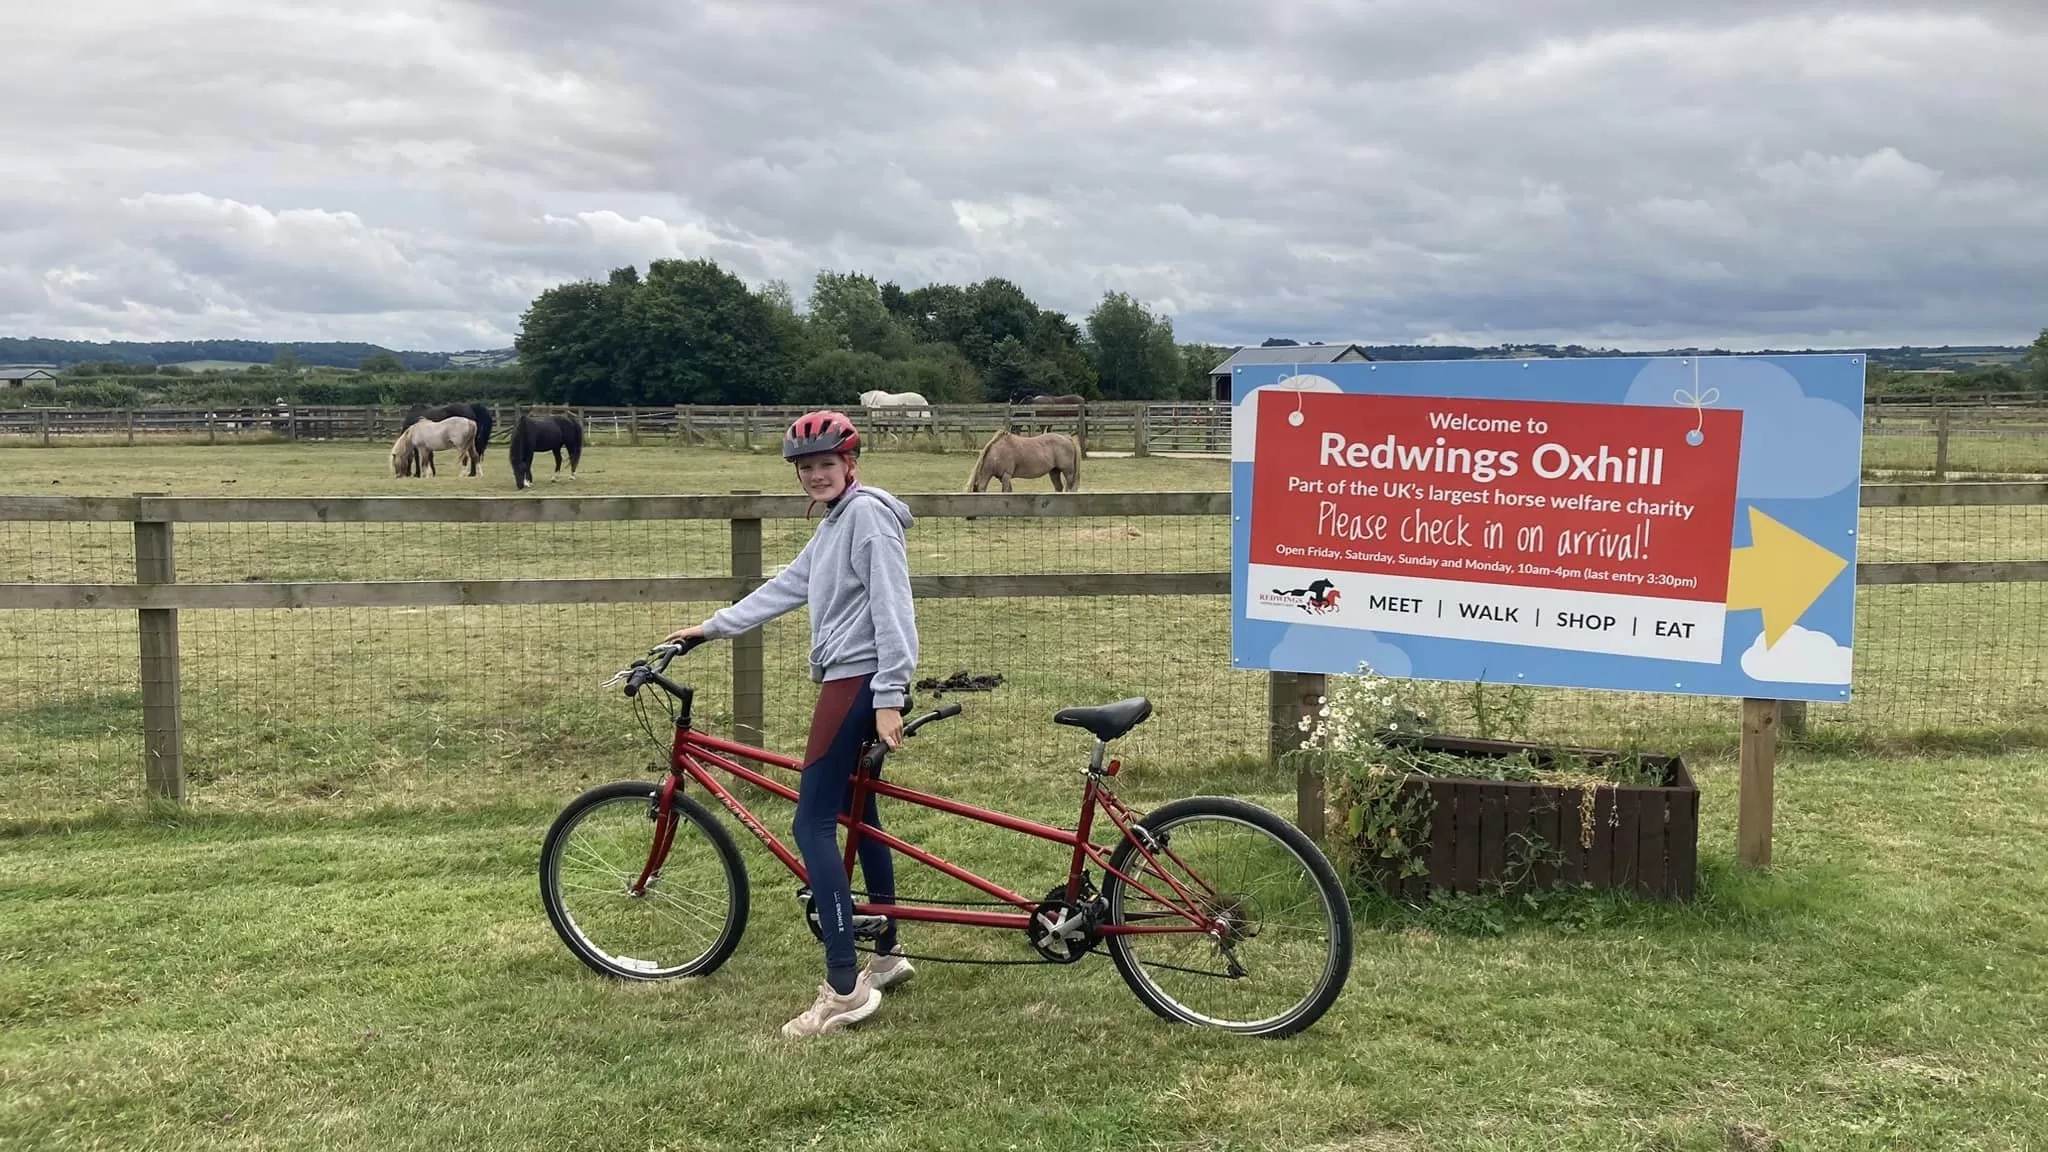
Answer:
1229;355;1865;702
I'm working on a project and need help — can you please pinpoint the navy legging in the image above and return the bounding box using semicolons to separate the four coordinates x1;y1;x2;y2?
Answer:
793;675;898;989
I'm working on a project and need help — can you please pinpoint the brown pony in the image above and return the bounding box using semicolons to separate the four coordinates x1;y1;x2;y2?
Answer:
968;430;1081;493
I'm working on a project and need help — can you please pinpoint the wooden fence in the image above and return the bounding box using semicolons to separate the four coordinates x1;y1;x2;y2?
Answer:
1;482;2044;868
0;402;1233;455
7;398;2048;476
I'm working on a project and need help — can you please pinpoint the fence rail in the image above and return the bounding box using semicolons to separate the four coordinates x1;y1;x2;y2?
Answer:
7;399;2048;476
0;402;1234;455
2;484;2044;833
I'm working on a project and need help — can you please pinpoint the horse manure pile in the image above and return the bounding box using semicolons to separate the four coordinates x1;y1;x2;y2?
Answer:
915;671;1005;697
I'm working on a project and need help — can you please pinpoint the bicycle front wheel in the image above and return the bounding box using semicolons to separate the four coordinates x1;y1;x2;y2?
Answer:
540;780;750;980
1102;796;1352;1036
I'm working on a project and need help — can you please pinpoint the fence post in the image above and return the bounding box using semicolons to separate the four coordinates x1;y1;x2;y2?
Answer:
1134;408;1151;457
39;409;50;447
1269;670;1328;839
1739;697;1776;868
1932;407;1950;480
1076;400;1089;456
126;409;136;445
730;490;766;747
134;493;184;802
628;407;641;446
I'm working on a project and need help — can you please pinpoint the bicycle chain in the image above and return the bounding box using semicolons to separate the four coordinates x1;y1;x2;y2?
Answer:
843;889;1238;977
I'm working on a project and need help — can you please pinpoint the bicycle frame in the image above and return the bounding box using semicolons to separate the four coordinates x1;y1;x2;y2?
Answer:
640;714;1224;940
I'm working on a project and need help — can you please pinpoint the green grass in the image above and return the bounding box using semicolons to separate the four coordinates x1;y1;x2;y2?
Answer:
3;444;2047;1148
3;750;2044;1150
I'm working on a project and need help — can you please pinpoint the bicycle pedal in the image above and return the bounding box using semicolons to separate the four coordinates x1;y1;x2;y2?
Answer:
851;914;891;940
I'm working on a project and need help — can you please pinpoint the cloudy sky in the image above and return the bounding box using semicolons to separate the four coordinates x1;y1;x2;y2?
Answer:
4;0;2045;352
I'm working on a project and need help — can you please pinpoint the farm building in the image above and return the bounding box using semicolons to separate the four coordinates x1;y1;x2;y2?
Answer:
0;364;59;387
1206;344;1372;401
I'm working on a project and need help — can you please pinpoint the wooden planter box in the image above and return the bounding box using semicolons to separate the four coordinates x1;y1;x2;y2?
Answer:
1351;733;1699;902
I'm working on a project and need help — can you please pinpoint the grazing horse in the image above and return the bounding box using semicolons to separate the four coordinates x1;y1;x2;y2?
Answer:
508;412;584;489
1016;392;1085;433
403;403;495;476
390;415;479;478
859;389;932;435
968;430;1081;493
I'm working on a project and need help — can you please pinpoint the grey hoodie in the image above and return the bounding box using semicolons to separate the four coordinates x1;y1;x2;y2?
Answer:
702;485;919;709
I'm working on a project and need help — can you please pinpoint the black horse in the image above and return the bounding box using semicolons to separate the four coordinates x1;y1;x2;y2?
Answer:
508;412;584;489
402;403;495;477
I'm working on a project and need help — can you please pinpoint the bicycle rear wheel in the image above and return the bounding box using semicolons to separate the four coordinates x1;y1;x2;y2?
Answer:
1102;796;1352;1036
540;780;750;980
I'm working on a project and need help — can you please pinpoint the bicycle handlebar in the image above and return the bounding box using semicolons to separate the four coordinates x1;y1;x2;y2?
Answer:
606;635;707;696
608;638;961;766
861;702;962;773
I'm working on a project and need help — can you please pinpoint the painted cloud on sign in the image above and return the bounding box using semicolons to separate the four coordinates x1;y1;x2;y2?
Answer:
1231;373;1340;462
1264;621;1413;679
1623;357;1862;499
1739;624;1852;684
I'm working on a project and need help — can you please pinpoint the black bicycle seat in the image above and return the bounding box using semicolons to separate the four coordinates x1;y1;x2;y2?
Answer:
1053;697;1153;742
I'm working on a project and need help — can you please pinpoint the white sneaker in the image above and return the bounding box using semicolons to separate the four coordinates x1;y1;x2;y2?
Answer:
863;948;916;992
781;981;882;1038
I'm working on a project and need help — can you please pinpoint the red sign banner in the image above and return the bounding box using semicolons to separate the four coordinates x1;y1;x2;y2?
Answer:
1250;391;1743;602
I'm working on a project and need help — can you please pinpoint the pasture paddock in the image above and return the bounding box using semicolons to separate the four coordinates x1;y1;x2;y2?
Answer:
2;441;2045;1150
9;399;2044;477
1;443;2044;826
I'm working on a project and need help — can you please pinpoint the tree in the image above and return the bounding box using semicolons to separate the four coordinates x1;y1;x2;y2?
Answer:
807;271;914;360
786;348;898;406
515;273;634;405
624;258;791;405
272;347;300;373
1084;291;1183;400
358;352;405;374
2026;328;2048;391
1180;342;1230;399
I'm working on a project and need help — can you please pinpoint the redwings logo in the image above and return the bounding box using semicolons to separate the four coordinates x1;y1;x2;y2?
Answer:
1261;578;1342;615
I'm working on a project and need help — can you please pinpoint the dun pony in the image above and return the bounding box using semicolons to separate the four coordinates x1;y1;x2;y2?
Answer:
403;403;495;476
391;415;478;478
968;430;1081;493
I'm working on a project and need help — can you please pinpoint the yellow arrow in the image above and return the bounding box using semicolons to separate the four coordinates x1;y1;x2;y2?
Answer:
1725;507;1848;647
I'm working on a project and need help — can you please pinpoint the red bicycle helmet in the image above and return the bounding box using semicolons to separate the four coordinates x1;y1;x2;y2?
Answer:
782;409;861;460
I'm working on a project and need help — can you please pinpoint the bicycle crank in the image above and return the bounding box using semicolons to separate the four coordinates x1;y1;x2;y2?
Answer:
1026;884;1105;963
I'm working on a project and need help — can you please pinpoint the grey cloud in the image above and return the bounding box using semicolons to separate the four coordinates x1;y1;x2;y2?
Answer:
1;0;2044;349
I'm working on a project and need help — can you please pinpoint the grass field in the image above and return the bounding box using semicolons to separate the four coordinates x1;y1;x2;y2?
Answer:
3;440;2047;1149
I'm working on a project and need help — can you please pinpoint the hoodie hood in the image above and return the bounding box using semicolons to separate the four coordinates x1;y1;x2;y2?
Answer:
828;483;914;531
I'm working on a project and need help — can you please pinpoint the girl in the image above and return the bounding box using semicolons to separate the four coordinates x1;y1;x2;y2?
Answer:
665;409;919;1038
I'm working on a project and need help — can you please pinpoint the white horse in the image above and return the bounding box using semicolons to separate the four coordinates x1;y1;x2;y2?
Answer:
391;415;478;478
859;389;932;434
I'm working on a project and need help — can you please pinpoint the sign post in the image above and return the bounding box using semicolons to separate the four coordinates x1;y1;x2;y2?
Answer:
1231;355;1865;868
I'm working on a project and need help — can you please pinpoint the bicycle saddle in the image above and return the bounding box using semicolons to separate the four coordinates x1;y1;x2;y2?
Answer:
1053;697;1153;742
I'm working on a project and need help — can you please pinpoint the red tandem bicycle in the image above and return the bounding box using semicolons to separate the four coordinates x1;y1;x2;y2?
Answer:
540;640;1354;1036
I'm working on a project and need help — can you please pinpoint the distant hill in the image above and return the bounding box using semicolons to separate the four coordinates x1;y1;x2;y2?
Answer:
0;338;518;371
1332;343;2027;369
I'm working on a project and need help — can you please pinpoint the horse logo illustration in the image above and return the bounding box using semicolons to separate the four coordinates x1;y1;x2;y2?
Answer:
1270;578;1341;615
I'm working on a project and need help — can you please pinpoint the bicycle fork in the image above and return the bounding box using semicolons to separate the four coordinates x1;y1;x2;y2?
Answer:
630;775;684;896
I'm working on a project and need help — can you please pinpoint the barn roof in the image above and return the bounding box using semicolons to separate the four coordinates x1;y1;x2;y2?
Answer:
1207;344;1372;374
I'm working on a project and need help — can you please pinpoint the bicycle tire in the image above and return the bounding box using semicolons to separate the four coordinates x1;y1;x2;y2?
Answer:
540;780;750;980
1102;796;1352;1037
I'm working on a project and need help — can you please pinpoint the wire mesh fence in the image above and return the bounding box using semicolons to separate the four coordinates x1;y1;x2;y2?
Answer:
2;492;2044;820
1862;407;2048;477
